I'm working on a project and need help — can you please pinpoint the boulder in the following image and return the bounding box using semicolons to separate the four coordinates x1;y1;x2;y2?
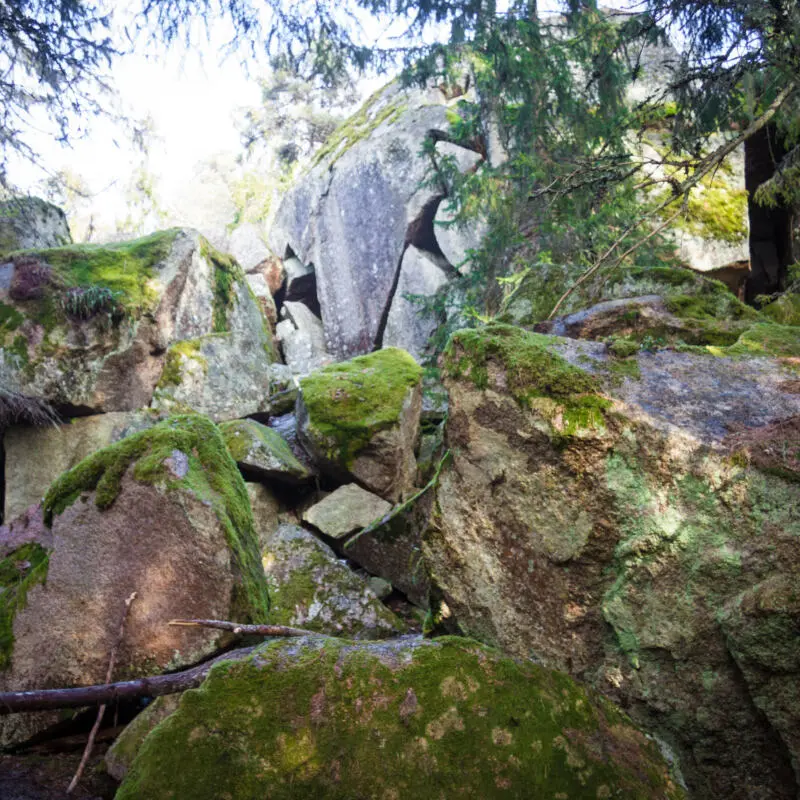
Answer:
0;229;274;416
220;418;313;485
282;257;319;314
268;81;456;359
276;300;331;375
382;245;449;361
0;415;269;747
433;202;488;273
245;483;282;550
226;222;271;272
423;322;800;799
302;483;391;539
0;197;71;256
261;523;404;638
3;410;162;522
297;347;423;501
115;636;683;800
245;272;278;327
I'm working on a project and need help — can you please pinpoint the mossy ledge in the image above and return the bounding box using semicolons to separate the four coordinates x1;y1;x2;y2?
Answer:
42;414;269;621
116;636;683;800
299;347;423;466
0;543;50;671
443;323;611;434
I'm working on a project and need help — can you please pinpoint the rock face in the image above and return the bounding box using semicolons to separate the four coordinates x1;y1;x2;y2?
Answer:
269;80;482;359
297;347;423;501
3;410;162;521
115;636;683;800
261;524;404;638
424;322;800;799
383;244;450;361
0;197;71;256
220;419;313;484
0;415;269;747
0;229;274;418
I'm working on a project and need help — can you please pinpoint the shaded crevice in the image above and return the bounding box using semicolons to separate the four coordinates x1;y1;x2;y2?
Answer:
373;243;410;351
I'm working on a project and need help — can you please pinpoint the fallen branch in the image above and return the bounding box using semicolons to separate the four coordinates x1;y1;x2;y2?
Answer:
0;621;325;716
67;591;137;794
0;647;257;715
168;619;324;638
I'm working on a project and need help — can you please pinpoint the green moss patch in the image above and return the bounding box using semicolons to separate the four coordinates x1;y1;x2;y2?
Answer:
444;323;610;434
0;543;50;671
42;414;269;622
760;293;800;327
156;339;206;388
200;238;245;333
24;229;179;318
299;347;423;465
117;636;682;800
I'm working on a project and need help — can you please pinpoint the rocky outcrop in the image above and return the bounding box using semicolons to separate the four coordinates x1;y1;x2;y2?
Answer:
0;415;269;748
268;80;483;359
115;636;683;800
0;229;274;418
0;197;71;256
424;321;800;799
261;523;404;638
297;347;423;501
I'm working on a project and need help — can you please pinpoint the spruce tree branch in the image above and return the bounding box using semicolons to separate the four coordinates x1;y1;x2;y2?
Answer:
546;81;796;320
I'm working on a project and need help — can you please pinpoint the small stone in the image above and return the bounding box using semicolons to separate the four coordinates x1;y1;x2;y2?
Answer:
302;484;391;540
367;576;393;600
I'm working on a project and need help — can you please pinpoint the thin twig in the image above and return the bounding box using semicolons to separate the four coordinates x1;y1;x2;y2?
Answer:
67;591;137;794
168;619;324;638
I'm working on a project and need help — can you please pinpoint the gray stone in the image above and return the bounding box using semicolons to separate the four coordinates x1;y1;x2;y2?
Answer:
382;245;449;361
268;81;452;359
245;483;282;550
433;201;489;273
262;523;404;638
3;411;162;522
276;300;331;375
434;141;482;176
0;197;71;256
367;576;393;600
226;222;271;272
245;272;277;327
302;484;391;540
220;419;313;484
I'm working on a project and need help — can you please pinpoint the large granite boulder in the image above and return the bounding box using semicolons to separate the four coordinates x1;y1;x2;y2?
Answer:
424;321;800;799
297;347;423;501
0;197;71;256
261;523;404;638
115;636;683;800
269;80;482;359
0;229;274;418
3;410;162;521
0;415;269;747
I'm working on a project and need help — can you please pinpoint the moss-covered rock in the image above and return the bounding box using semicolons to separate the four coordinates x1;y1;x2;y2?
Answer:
220;418;312;484
116;636;683;800
298;347;423;501
262;524;405;638
0;229;274;416
0;414;269;748
425;322;800;799
0;197;70;256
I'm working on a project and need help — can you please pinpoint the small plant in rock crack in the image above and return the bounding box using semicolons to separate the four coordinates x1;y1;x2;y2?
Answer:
60;285;126;322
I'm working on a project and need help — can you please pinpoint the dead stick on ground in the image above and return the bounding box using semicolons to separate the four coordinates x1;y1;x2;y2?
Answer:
168;619;324;638
67;591;137;795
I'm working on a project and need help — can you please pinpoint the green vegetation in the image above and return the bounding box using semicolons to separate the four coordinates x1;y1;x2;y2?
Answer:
443;323;610;435
24;229;179;317
156;339;206;388
42;414;269;622
117;636;682;800
220;419;298;467
0;543;50;671
198;237;244;333
299;347;423;465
